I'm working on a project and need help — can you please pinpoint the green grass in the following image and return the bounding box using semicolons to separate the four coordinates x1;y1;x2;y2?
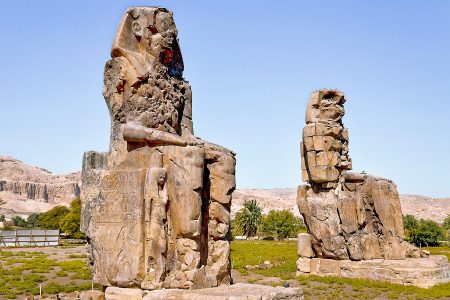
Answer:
68;253;88;259
58;259;92;280
297;275;450;299
0;248;96;298
231;241;450;299
42;281;98;295
423;246;450;260
231;240;298;279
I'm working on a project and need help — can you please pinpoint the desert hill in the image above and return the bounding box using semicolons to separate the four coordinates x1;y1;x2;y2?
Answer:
0;156;80;218
1;156;449;223
233;188;450;223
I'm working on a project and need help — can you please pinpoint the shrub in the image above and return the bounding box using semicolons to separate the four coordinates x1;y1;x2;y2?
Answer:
403;215;445;246
261;210;306;239
12;216;28;228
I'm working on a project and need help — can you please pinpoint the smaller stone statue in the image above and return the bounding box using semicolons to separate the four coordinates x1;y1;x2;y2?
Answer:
295;90;450;288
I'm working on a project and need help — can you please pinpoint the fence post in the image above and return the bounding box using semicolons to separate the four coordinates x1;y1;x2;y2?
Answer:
40;283;42;296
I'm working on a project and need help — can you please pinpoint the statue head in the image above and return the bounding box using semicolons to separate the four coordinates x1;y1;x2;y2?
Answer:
154;168;167;188
112;7;184;81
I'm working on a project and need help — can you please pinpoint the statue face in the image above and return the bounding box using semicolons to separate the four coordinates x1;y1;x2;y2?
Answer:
156;170;167;187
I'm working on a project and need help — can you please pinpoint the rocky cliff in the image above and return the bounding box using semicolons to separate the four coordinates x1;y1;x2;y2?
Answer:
0;156;80;218
1;156;448;223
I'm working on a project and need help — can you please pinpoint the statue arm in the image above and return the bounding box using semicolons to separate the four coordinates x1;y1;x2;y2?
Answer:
123;121;187;146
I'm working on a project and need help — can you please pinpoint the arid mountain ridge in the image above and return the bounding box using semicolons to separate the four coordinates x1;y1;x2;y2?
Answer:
1;155;449;223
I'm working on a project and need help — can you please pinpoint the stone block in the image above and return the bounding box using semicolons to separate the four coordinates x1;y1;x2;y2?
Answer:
297;233;314;258
320;259;341;276
310;258;319;275
209;201;229;224
80;291;106;300
308;166;339;183
105;287;142;300
338;256;450;288
297;257;311;273
315;151;339;167
312;258;340;276
306;151;317;167
303;124;316;137
301;170;310;182
303;136;314;151
143;283;304;300
312;136;334;151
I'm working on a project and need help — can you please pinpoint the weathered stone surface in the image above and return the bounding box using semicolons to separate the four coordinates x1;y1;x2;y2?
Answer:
142;283;304;300
302;90;350;183
297;256;450;289
297;90;419;261
296;89;450;287
105;287;142;300
80;290;106;300
81;7;235;291
297;233;314;258
296;257;311;273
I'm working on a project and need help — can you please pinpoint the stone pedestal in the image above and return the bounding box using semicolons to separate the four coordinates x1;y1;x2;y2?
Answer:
102;284;304;300
297;253;450;288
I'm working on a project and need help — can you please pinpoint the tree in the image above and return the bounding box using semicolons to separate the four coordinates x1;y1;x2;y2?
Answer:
443;215;450;231
404;216;444;247
0;214;5;222
403;214;419;242
26;213;41;228
261;210;306;239
60;198;85;239
233;199;262;237
12;216;28;228
37;205;70;229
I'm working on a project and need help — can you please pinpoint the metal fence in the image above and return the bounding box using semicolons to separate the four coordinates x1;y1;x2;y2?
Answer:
0;229;59;247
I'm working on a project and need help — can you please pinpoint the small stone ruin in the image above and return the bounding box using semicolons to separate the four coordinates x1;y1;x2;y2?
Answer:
81;7;236;290
296;89;450;287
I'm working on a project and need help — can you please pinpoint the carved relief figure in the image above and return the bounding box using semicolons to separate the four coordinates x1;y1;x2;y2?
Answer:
143;166;168;289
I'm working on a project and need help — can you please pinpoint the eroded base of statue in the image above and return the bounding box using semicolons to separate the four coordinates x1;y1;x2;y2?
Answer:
296;256;450;288
81;143;235;290
103;283;304;300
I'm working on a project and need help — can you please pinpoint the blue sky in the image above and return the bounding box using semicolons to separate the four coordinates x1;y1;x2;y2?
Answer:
1;1;449;197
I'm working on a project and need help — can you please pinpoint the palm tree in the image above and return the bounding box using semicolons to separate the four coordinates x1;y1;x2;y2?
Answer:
234;199;262;237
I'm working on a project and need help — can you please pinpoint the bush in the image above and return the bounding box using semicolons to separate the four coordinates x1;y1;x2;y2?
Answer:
0;214;5;222
261;210;306;239
12;216;28;228
403;215;444;246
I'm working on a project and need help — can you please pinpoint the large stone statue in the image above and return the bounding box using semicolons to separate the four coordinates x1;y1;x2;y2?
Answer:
81;7;235;290
296;90;450;287
298;89;413;260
